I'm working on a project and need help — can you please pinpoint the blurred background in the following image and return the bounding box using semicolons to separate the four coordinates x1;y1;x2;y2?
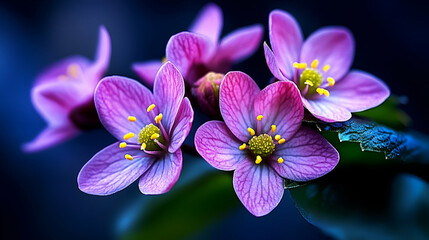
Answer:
1;0;428;239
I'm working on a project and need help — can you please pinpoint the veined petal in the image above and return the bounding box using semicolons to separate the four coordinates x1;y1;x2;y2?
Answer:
253;81;303;141
233;159;284;217
263;42;287;81
22;125;79;153
132;60;163;88
271;127;339;181
88;25;111;87
195;121;246;171
95;76;155;143
153;62;185;134
189;3;223;44
78;142;155;196
269;10;303;80
168;98;194;153
219;71;260;142
300;27;354;81
303;97;352;122
138;149;183;195
328;70;390;112
166;32;215;83
214;24;264;64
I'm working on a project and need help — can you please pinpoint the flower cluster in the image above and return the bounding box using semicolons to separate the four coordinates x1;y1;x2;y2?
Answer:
26;4;390;216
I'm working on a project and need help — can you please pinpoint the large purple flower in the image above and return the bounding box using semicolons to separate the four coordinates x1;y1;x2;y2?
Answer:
133;3;263;87
264;10;390;122
23;26;111;152
78;62;193;195
195;71;339;216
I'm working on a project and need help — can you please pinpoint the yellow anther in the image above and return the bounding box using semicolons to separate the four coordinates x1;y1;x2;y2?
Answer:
123;132;135;140
323;65;331;72
161;57;167;63
125;154;133;160
257;115;264;121
141;143;147;150
155;113;163;124
119;142;127;148
327;77;335;86
150;133;159;140
304;80;314;86
67;64;79;78
128;116;137;122
239;143;247;150
147;104;155;112
278;138;286;144
293;62;307;69
255;155;262;164
275;135;281;141
271;125;276;133
278;157;284;163
316;88;324;95
247;128;255;136
323;89;330;97
311;59;319;69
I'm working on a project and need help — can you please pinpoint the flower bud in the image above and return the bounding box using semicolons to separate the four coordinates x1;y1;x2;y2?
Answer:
192;72;224;118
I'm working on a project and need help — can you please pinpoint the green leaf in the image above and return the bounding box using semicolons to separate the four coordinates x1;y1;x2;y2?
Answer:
120;172;239;240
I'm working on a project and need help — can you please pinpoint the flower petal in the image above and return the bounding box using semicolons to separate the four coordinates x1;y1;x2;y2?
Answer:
87;25;111;87
168;97;194;153
138;149;183;195
263;42;287;81
78;142;155;195
153;62;185;134
132;60;163;88
233;159;284;217
214;24;264;64
328;70;390;112
269;10;303;79
189;3;223;44
22;125;79;152
303;97;351;122
271;126;339;181
195;121;246;171
95;76;155;143
219;71;260;142
166;32;215;83
300;27;354;81
253;81;303;141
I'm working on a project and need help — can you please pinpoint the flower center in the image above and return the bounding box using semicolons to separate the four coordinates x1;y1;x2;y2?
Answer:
138;123;165;151
58;64;81;81
248;134;275;158
293;59;335;97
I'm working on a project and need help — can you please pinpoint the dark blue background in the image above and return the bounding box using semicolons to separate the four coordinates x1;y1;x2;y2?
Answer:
1;0;428;239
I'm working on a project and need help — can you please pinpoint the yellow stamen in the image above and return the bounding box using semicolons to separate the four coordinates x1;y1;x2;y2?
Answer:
271;125;276;133
255;155;262;164
161;57;167;63
119;142;127;148
316;88;324;95
128;116;137;122
293;62;307;69
327;77;335;86
323;89;330;97
256;115;264;121
323;65;331;72
311;59;319;69
278;157;284;164
147;104;155;112
278;138;286;144
150;133;159;140
304;80;314;86
275;135;281;141
247;128;255;136
239;143;247;150
125;154;133;160
67;64;79;78
123;132;135;140
141;143;147;150
155;113;163;124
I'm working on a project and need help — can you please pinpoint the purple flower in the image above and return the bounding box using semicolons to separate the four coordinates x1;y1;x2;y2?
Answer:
132;3;263;88
78;62;193;195
23;26;111;152
264;10;390;122
194;71;339;216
